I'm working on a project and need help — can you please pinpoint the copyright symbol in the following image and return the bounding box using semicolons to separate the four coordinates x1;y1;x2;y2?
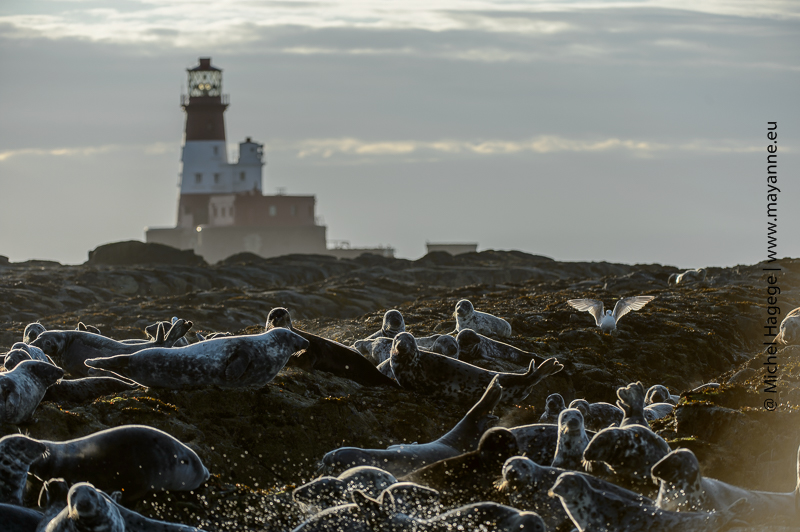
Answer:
764;399;777;411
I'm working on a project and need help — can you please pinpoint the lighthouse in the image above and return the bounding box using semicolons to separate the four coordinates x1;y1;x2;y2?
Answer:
145;58;393;263
177;58;264;227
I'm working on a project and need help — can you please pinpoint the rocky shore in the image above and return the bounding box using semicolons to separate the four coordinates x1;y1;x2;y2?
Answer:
1;245;799;531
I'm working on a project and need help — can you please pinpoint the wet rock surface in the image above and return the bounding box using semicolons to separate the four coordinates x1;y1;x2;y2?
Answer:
1;250;799;530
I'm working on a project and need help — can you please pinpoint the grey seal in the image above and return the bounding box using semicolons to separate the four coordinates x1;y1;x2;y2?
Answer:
266;308;399;388
668;268;707;287
549;472;749;532
456;328;546;365
777;307;800;345
399;427;519;505
4;349;35;370
31;319;192;377
551;408;590;471
320;375;503;476
37;478;205;532
39;482;125;532
567;295;655;333
23;322;47;344
0;433;47;505
539;393;566;424
499;456;653;532
645;384;680;405
366;310;406;339
355;335;458;365
43;376;140;403
293;466;397;511
85;327;308;390
355;489;547;532
617;381;674;426
291;483;441;532
29;425;210;503
568;399;623;432
75;322;101;335
508;424;596;466
582;424;671;490
9;342;51;364
0;360;64;423
0;502;42;532
389;332;563;404
652;447;798;523
453;299;512;337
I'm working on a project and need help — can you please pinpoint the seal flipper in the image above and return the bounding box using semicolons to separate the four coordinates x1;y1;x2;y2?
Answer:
224;348;252;381
165;319;193;346
352;489;397;529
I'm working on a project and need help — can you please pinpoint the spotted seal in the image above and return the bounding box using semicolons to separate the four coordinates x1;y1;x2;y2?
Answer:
551;408;590;471
568;399;623;431
38;478;205;532
539;393;566;424
23;322;47;344
355;489;547;532
567;296;655;333
266;308;399;388
0;360;64;424
31;319;192;377
390;332;562;404
499;456;653;532
582;424;671;490
0;434;47;505
399;427;519;505
645;384;680;405
85;327;308;390
456;328;546;365
366;310;406;339
652;447;797;523
668;268;707;287
453;299;512;337
29;425;210;503
320;375;503;476
549;472;749;532
293;466;397;511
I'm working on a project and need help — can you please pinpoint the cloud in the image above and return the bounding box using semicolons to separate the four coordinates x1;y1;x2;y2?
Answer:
0;142;174;162
1;0;797;49
269;136;764;159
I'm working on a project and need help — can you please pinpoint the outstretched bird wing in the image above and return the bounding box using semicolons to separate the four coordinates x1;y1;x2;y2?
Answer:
567;299;604;326
612;295;655;323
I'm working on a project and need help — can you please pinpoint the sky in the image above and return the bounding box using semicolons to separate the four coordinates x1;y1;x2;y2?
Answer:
0;1;798;267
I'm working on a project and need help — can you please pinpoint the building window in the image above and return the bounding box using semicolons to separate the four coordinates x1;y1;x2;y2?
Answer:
214;173;220;184
240;171;246;181
212;205;217;216
213;146;219;155
195;173;202;183
269;206;277;216
291;205;297;216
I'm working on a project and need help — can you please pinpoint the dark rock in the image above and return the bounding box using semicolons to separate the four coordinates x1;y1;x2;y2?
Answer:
86;241;207;266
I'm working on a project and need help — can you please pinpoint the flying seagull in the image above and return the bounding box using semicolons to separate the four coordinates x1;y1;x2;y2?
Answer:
567;296;655;333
